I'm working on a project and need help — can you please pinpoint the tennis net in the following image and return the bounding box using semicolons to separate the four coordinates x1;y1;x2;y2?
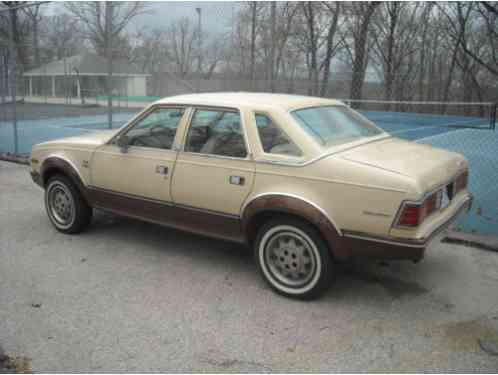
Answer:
342;99;497;130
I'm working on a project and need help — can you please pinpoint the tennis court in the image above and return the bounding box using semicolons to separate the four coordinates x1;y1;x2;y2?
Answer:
0;101;496;235
361;107;497;236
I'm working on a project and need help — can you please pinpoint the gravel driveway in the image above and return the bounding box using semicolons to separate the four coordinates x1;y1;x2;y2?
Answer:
1;160;497;372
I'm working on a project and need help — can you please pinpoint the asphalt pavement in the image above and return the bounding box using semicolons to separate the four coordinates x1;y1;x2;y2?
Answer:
1;160;497;372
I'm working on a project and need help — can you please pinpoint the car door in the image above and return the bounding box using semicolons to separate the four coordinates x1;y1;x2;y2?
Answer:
90;106;187;203
171;106;255;216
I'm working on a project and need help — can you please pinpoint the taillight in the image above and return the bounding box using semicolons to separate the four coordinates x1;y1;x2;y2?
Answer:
455;171;468;193
397;192;439;227
398;204;423;227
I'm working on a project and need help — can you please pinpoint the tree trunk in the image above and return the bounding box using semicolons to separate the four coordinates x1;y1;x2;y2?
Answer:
441;3;470;113
320;3;340;97
383;3;398;104
350;3;379;104
269;2;276;92
417;4;432;100
250;2;256;83
304;2;318;96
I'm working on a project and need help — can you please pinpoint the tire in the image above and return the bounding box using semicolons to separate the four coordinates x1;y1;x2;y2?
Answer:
254;216;334;300
44;174;92;234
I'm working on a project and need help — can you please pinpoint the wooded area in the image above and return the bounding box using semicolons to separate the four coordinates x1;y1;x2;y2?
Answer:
0;1;497;102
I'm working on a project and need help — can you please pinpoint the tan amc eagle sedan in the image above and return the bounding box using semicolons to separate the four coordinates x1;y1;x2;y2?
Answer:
30;93;472;299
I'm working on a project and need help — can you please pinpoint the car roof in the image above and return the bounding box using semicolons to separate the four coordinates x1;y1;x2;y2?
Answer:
155;92;345;111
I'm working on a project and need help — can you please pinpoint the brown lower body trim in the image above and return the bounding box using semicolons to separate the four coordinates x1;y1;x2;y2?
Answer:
342;236;425;261
87;187;246;244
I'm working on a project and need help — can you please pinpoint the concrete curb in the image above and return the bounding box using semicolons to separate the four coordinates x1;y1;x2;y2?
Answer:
444;231;498;253
0;153;29;165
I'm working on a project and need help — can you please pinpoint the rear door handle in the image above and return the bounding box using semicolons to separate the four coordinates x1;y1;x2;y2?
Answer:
229;175;245;186
156;165;169;175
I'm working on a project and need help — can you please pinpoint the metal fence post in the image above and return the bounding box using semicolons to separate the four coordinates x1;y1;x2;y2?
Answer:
492;103;497;131
8;9;18;155
1;47;5;122
106;2;113;129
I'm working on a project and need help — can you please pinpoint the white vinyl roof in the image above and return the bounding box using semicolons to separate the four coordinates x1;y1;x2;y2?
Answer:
156;92;345;111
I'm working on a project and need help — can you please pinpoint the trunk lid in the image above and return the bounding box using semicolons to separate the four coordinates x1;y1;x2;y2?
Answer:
340;137;467;192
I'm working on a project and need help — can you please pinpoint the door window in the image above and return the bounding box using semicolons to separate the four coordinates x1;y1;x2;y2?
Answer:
185;109;247;158
123;107;185;150
255;113;301;156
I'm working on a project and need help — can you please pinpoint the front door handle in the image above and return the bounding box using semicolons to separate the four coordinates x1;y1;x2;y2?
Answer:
156;165;168;175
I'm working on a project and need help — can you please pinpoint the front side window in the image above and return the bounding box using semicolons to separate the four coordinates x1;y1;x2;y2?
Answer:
291;105;383;147
124;107;185;150
255;113;301;156
185;109;247;158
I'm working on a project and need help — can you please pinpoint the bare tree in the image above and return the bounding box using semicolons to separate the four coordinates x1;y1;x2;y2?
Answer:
65;2;148;57
342;2;380;102
41;13;84;61
320;2;341;97
371;3;421;102
302;2;319;95
0;1;30;66
168;17;196;78
250;1;257;81
22;3;41;67
460;2;497;76
269;1;276;91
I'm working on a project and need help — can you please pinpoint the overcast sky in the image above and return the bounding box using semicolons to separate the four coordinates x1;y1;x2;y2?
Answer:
47;1;240;34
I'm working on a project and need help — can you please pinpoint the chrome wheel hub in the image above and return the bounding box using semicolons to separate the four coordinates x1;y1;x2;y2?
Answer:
48;183;74;226
265;231;316;287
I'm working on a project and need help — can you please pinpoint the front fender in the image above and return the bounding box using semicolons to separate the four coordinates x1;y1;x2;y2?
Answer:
40;156;91;204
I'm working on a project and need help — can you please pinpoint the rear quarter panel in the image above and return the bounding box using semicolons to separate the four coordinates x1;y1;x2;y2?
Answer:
245;155;416;238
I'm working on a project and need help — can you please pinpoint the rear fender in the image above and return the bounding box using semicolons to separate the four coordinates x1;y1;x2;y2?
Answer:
241;193;349;260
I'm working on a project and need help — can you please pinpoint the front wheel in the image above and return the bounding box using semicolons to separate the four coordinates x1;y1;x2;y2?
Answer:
45;175;92;234
254;217;334;300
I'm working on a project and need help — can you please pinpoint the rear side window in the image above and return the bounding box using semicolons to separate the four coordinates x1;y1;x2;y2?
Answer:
185;109;247;158
291;105;383;147
255;113;301;156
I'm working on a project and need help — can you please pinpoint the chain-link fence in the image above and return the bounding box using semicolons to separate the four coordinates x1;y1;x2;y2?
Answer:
0;42;143;156
0;2;497;236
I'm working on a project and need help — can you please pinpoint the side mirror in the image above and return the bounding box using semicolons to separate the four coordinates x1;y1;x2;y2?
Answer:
117;135;130;153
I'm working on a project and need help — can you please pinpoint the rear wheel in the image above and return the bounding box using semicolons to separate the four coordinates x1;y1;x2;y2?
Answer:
45;175;92;234
254;217;334;300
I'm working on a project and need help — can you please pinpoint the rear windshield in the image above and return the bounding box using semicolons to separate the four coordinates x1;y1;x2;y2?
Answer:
291;105;383;147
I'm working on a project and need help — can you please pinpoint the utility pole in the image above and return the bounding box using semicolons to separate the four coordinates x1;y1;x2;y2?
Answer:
196;7;202;92
105;2;113;129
